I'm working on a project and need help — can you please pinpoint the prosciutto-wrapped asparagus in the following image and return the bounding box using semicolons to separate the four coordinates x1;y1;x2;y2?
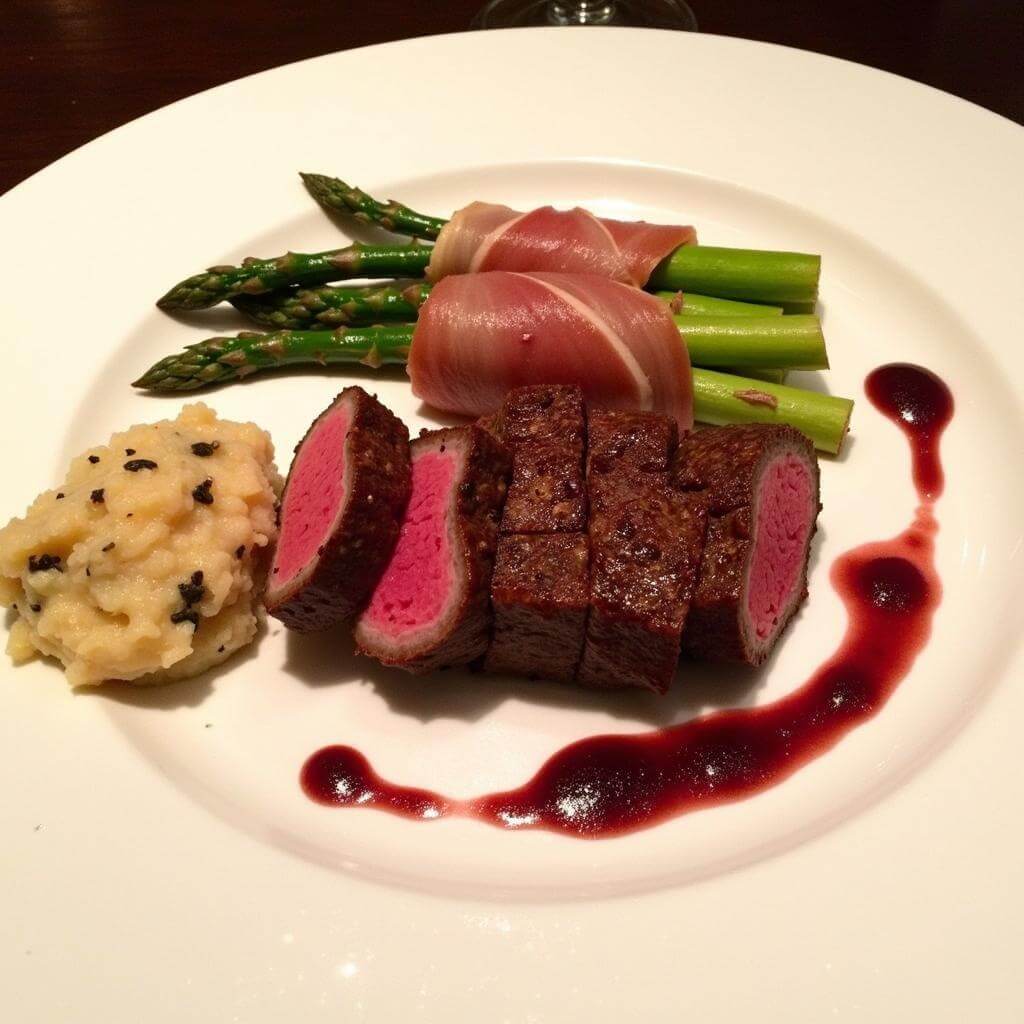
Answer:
408;271;694;432
300;173;820;304
425;202;696;288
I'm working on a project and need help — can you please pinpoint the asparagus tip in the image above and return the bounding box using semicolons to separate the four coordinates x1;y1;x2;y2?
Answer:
131;371;163;390
155;295;189;312
300;171;334;195
156;294;211;312
131;363;170;390
155;273;222;311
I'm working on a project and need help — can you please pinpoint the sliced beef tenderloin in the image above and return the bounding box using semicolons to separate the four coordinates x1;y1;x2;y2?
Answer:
577;410;708;693
492;384;587;448
485;533;590;682
499;443;586;534
354;426;511;673
585;405;676;474
266;387;410;632
491;385;587;534
484;385;590;681
673;425;820;666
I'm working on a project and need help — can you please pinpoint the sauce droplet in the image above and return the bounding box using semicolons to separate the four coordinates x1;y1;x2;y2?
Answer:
865;362;953;499
303;745;448;821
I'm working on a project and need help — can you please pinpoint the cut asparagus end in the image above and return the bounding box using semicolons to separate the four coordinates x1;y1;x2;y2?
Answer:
692;367;852;455
679;315;828;371
650;245;821;305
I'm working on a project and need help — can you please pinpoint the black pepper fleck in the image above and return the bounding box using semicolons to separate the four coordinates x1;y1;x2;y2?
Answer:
88;455;101;464
90;488;105;504
125;448;136;456
28;554;62;573
191;441;220;457
191;478;214;505
178;570;206;607
85;567;91;577
170;609;199;628
29;603;41;613
124;459;157;472
55;492;65;500
217;646;225;653
102;542;115;552
235;545;245;559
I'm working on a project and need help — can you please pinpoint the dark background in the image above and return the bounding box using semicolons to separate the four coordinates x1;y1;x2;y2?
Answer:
3;0;1021;195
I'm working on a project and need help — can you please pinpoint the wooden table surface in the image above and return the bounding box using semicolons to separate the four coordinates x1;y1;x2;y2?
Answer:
4;0;1021;195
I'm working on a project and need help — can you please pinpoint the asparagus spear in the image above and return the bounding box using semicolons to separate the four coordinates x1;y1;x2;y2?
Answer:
133;327;412;390
136;312;824;392
691;369;851;454
232;282;432;330
649;246;820;304
673;315;827;370
132;327;850;452
655;291;783;317
159;237;818;312
301;173;446;240
156;242;433;311
232;282;776;332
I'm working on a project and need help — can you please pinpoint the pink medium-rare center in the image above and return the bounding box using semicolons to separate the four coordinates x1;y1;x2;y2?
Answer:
265;386;411;634
362;450;456;634
354;425;511;672
272;404;350;586
746;454;815;639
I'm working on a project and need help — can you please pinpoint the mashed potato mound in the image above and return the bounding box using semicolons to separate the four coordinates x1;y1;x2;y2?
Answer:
0;403;282;686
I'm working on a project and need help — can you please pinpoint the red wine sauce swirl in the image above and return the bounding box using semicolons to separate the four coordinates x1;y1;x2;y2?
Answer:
302;364;953;838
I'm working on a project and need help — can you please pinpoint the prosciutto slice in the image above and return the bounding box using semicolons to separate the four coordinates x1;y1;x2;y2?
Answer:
408;272;694;431
426;202;696;288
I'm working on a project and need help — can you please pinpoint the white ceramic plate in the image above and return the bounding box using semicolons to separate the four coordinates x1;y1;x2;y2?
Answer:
2;28;1023;1023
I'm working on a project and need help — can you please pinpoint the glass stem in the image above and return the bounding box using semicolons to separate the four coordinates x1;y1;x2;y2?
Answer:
547;1;618;25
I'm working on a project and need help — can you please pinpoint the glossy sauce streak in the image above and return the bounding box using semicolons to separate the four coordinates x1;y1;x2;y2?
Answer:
302;363;953;838
865;362;951;499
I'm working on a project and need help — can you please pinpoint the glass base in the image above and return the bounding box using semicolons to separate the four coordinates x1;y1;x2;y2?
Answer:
472;0;697;30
